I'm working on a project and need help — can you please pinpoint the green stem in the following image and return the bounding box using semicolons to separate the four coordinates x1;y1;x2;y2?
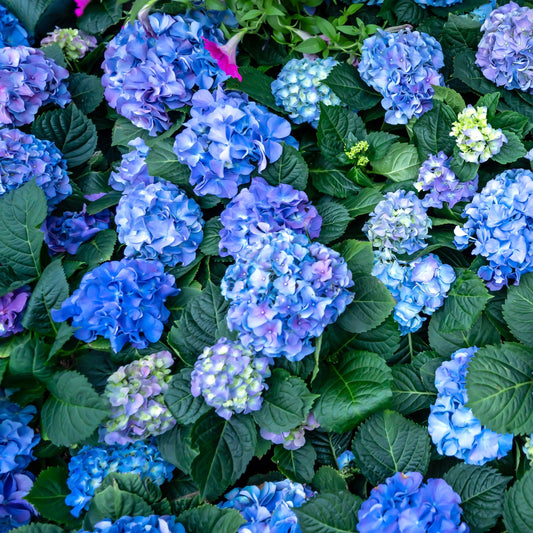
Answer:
310;335;323;385
408;332;414;361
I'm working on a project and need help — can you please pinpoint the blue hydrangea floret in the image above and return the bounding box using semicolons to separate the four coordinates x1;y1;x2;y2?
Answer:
0;5;30;47
109;138;153;192
0;471;37;531
79;515;187;533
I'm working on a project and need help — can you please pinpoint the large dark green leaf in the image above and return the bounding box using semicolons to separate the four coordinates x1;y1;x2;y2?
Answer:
503;469;533;533
315;198;352;244
391;365;436;415
502;273;533;346
261;144;308;190
413;102;456;159
68;73;105;114
371;143;420;182
272;441;317;484
178;504;246;533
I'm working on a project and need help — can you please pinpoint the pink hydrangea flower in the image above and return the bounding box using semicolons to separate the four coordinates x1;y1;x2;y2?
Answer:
74;0;91;17
203;33;243;81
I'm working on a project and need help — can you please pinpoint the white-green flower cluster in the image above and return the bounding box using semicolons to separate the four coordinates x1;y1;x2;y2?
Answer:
41;28;97;61
524;435;533;466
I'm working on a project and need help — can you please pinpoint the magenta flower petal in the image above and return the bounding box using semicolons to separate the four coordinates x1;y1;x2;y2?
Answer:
203;36;242;81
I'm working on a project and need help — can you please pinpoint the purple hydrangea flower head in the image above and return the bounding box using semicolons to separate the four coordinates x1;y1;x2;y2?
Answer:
100;350;176;445
66;441;175;517
363;190;432;259
337;450;355;470
191;338;271;420
219;479;315;533
173;87;296;198
358;29;444;124
476;2;533;93
41;28;97;61
109;138;154;192
51;258;178;353
0;287;30;338
221;229;354;361
0;6;30;47
428;347;513;465
454;168;533;290
271;57;341;127
79;515;187;533
413;0;462;6
102;11;228;135
0;472;37;532
115;179;204;267
260;412;319;451
219;177;322;258
415;151;478;209
357;471;469;533
0;46;70;126
0;128;71;210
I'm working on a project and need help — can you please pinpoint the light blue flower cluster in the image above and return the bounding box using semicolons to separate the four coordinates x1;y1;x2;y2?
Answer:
260;412;319;451
221;229;354;361
100;351;176;445
358;29;444;124
52;259;178;353
413;0;462;6
0;471;37;532
337;450;355;470
271;57;341;127
428;347;513;465
0;287;30;338
79;515;186;533
65;441;175;517
476;2;533;93
0;128;71;210
109;138;153;192
219;177;322;258
454;168;533;290
101;11;228;135
373;254;455;334
415;151;478;209
357;471;468;533
219;479;315;533
0;5;29;47
173;88;296;198
468;1;496;23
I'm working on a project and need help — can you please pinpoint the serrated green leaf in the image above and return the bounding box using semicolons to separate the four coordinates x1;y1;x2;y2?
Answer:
312;466;347;493
371;143;420;182
145;139;190;185
272;441;317;483
14;525;63;533
165;368;210;426
9;335;53;381
74;229;117;269
341;188;383;218
453;49;498;96
309;429;352;468
315;198;352;244
178;504;246;533
348;316;401;360
310;165;359;199
112;116;151;147
503;469;533;533
85;193;122;215
450;151;480;183
334;240;374;277
432;85;466;115
391;365;436;415
78;0;122;34
503;273;533;346
492;131;527;164
261;144;309;190
477;92;500;119
413;102;457;159
491;111;529;137
200;217;222;256
366;131;399;162
68;73;105;114
1;0;60;33
157;424;198;476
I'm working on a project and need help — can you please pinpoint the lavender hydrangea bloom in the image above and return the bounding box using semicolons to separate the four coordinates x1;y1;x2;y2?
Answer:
0;5;30;47
0;287;30;338
358;472;469;533
51;259;178;353
66;441;175;517
415;151;478;209
358;29;444;124
191;338;271;420
109;138;153;192
476;2;533;93
271;57;341;127
0;128;71;210
173;88;296;198
41;28;97;61
100;351;176;445
0;472;37;532
454;168;533;290
0;46;70;126
79;515;187;533
115;180;204;267
219;177;322;258
260;413;319;451
428;347;513;465
221;229;354;361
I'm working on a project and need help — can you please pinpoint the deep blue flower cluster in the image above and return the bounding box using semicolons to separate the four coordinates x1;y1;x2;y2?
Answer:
79;515;187;533
260;412;319;451
0;128;71;210
337;450;355;470
413;0;462;6
454;168;533;290
173;88;296;198
219;177;322;259
357;471;468;533
109;138;153;192
51;259;178;353
65;441;175;517
428;347;513;465
221;229;354;361
0;471;37;532
0;5;29;47
358;29;444;125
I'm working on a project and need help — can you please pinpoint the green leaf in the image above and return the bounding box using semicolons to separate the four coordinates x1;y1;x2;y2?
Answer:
491;111;529;137
165;368;210;426
351;410;431;485
49;322;75;357
1;0;62;33
341;188;383;218
78;0;123;34
366;131;399;162
85;193;122;215
312;466;347;493
157;424;198;476
315;198;352;244
503;469;533;533
453;49;498;96
68;73;105;114
413;102;457;159
310;165;359;199
432;85;466;115
178;504;246;533
449;150;480;183
371;143;420;182
272;441;317;483
74;229;117;269
9;335;53;381
334;240;374;276
41;43;66;68
391;365;436;415
503;273;533;346
112;116;151;147
442;14;482;53
494;130;528;164
14;526;63;533
145;138;190;185
313;351;392;432
477;92;500;118
348;316;401;359
99;473;166;512
200;217;222;256
466;342;533;434
261;144;308;190
294;37;327;54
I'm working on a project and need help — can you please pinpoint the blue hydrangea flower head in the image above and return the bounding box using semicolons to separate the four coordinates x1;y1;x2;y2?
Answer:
0;5;30;47
66;441;175;517
219;177;322;258
0;287;30;338
173;87;296;198
41;28;97;61
271;57;341;127
358;29;444;124
337;450;355;470
115;179;204;267
413;0;462;6
468;1;496;23
0;471;37;532
454;168;533;290
109;138;154;192
428;347;513;465
260;412;319;451
79;515;187;533
0;128;71;210
51;258;179;353
221;229;354;361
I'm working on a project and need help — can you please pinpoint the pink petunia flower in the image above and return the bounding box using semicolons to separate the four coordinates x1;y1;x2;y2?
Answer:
203;33;243;82
74;0;91;17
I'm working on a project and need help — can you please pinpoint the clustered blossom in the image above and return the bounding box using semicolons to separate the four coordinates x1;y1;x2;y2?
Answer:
271;57;341;127
0;5;29;47
115;180;204;267
109;138;153;192
0;287;30;338
173;88;296;198
337;450;355;470
357;472;468;533
454;168;533;290
221;229;354;361
0;472;37;532
0;46;70;126
523;435;533;466
66;441;175;517
0;128;71;209
476;2;533;93
191;338;271;420
468;1;496;23
41;28;97;61
219;479;315;533
52;258;178;353
261;412;319;451
415;151;478;209
373;254;455;334
428;347;513;465
102;11;228;135
79;515;187;533
100;351;176;445
358;29;444;124
219;177;322;258
413;0;462;6
450;105;507;164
